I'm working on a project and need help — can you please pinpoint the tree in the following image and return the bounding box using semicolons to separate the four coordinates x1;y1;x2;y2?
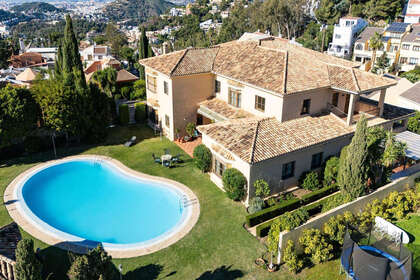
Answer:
366;0;404;21
193;144;212;172
372;51;389;74
0;38;11;69
138;26;152;79
337;115;369;199
15;239;42;280
0;85;38;148
105;23;128;58
120;46;135;68
67;245;117;280
316;0;349;25
299;229;334;264
90;68;117;97
263;0;305;38
368;32;383;71
382;131;406;168
222;168;247;201
323;156;340;186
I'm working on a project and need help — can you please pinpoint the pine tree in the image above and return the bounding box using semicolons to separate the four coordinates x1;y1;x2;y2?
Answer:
15;239;42;280
337;115;369;199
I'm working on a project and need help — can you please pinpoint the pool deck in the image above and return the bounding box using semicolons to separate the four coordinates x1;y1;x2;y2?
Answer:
3;155;200;258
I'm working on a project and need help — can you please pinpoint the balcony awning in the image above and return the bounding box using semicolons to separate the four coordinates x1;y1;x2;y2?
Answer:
395;131;420;160
197;105;227;122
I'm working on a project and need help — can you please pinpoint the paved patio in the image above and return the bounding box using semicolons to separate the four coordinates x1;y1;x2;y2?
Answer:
175;137;202;158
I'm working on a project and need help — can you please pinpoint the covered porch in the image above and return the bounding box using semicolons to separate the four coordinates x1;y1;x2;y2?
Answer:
327;88;387;126
197;98;254;124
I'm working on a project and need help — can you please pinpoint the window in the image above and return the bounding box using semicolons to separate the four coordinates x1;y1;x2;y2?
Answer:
414;45;420;52
228;88;241;108
164;81;168;94
335;34;341;39
255;95;265;111
402;44;410;50
214;158;225;177
165;115;170;127
301;99;311;115
409;57;418;65
355;43;363;50
146;75;157;93
392;119;405;129
215;80;221;93
311;152;323;169
282;161;295;180
400;57;408;64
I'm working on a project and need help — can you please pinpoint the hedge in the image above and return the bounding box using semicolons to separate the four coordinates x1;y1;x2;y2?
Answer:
256;192;343;237
246;198;301;227
246;184;339;227
119;104;129;125
134;103;146;123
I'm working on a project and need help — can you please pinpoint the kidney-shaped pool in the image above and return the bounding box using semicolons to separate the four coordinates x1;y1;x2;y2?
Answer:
6;156;199;257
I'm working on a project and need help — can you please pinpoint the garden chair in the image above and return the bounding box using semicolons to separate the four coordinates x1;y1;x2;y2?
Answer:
152;153;161;164
124;136;137;147
163;160;171;168
171;154;182;163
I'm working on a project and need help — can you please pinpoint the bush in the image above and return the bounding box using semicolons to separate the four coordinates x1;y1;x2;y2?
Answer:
193;144;212;172
323;156;340;186
301;171;320;191
301;184;339;205
120;86;132;100
222;168;247;201
134;103;146;123
119;104;129;125
323;212;355;247
248;197;264;214
186;122;196;137
299;229;334;264
407;111;420;134
321;193;348;213
266;197;276;207
254;179;270;198
15;239;42;280
278;208;309;231
246;197;301;227
283;240;304;274
132;79;146;100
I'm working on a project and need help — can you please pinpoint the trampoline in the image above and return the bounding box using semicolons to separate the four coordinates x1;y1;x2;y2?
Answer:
340;231;412;280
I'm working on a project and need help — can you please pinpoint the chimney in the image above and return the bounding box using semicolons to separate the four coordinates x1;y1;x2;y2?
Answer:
162;42;170;54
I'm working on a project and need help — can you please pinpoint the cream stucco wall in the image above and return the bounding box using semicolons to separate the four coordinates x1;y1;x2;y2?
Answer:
215;75;284;121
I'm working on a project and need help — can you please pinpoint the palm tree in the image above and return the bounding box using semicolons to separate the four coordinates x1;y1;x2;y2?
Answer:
369;32;384;72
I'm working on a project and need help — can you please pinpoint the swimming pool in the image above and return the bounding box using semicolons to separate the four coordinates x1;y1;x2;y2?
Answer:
5;156;200;257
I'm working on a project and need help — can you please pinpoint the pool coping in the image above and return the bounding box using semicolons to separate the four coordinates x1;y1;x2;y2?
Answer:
4;155;200;258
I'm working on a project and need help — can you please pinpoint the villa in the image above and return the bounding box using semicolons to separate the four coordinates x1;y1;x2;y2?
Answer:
139;35;414;203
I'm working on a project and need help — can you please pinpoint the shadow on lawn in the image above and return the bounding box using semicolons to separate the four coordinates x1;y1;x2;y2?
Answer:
123;264;166;280
196;265;243;280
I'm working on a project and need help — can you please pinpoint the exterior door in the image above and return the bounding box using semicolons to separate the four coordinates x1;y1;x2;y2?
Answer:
332;92;339;107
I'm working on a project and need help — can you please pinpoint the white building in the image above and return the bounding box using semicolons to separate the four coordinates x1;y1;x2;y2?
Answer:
25;47;57;61
404;0;420;24
327;16;367;59
79;45;112;62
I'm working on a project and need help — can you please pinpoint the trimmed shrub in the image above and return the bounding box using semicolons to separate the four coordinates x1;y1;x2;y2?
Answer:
323;156;340;186
246;197;301;227
299;229;334;264
283;240;304;274
407;111;420;134
248;197;264;214
321;193;347;213
301;184;339;205
193;144;212;173
278;208;309;231
134;103;146;123
222;168;247;201
301;171;320;191
119;104;129;125
266;197;276;207
254;179;270;198
120;86;132;100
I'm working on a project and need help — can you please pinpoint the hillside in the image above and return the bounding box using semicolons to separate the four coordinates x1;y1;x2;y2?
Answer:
11;2;64;13
103;0;174;23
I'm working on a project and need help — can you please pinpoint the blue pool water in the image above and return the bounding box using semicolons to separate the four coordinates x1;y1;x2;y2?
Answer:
21;160;185;245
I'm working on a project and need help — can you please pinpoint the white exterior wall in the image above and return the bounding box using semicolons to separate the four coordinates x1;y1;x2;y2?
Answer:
399;41;420;71
328;18;367;58
215;75;284;121
405;2;420;23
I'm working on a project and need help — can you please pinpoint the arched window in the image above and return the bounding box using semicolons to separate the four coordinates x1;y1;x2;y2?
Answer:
355;43;363;50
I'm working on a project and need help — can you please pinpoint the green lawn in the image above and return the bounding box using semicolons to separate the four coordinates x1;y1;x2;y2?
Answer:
0;125;345;280
397;214;420;279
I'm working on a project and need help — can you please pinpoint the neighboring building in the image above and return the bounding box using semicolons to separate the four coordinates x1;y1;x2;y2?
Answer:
404;0;420;23
140;36;414;203
221;10;229;19
16;68;38;86
398;24;420;71
25;47;57;61
84;57;121;75
80;45;112;62
9;52;45;68
116;69;139;85
327;16;367;59
399;82;420;110
353;23;412;71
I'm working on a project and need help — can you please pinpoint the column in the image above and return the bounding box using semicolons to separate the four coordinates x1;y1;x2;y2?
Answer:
6;263;12;280
378;88;386;117
346;94;357;126
0;261;6;278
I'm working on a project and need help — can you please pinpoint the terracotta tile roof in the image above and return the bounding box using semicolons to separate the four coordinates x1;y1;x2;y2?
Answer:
197;114;354;163
16;68;37;82
199;98;254;120
355;27;383;43
116;69;139;83
140;38;395;95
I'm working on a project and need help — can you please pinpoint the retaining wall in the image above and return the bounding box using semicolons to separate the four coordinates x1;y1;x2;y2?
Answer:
278;163;420;261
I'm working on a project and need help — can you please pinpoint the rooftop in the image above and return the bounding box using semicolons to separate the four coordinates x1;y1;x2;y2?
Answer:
355;27;383;43
402;24;420;42
400;82;420;105
198;98;254;121
385;22;410;33
140;38;394;95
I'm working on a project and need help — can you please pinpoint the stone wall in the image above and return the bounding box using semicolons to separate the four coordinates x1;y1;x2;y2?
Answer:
278;163;420;261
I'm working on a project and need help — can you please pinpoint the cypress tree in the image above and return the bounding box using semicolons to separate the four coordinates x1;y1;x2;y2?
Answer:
138;26;149;80
62;14;86;89
54;43;63;78
15;239;42;280
337;115;369;199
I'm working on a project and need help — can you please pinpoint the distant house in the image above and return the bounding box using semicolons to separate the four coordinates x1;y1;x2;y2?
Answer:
84;57;121;75
399;82;420;110
25;47;57;61
16;68;38;87
116;69;139;85
404;0;420;23
327;16;367;59
9;52;45;68
80;45;112;62
140;35;413;202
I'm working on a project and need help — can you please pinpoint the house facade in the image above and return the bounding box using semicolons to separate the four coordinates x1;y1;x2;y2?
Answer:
140;36;414;204
404;0;420;24
327;16;367;59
